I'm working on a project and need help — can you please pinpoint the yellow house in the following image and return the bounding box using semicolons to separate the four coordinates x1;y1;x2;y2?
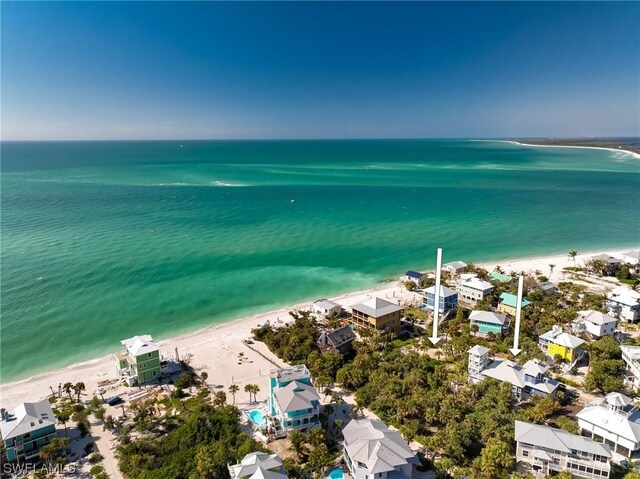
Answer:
539;326;585;362
498;292;531;316
350;297;403;334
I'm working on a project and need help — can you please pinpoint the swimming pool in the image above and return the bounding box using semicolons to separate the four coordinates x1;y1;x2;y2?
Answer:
247;409;266;425
327;467;344;479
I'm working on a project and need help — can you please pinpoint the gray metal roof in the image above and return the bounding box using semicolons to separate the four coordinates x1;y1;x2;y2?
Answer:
482;359;559;395
274;380;320;414
468;345;490;356
425;285;457;297
343;419;417;474
515;420;612;457
0;400;56;440
322;326;356;348
579;310;617;326
469;310;507;325
228;452;288;479
313;299;341;310
351;297;402;318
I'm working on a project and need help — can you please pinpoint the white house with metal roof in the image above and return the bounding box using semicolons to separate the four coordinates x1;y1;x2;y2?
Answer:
607;286;640;322
401;270;425;285
515;420;611;478
468;346;560;400
572;310;617;338
576;392;640;457
342;418;418;479
621;344;640;389
457;275;494;304
228;452;288;479
442;261;467;275
0;400;57;463
311;299;342;318
621;250;640;266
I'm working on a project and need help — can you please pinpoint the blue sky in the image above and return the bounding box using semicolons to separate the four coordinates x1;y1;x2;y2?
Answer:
2;1;639;140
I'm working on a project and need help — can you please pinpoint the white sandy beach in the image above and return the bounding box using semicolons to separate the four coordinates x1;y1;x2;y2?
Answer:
500;140;640;160
1;247;637;413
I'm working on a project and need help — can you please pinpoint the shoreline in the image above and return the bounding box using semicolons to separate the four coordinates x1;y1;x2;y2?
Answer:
1;245;638;408
489;139;640;160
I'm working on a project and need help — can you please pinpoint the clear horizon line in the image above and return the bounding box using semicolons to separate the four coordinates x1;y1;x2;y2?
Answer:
2;135;639;143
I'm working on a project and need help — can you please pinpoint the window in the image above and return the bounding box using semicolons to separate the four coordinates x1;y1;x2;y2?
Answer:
148;353;152;358
152;370;157;377
522;450;529;457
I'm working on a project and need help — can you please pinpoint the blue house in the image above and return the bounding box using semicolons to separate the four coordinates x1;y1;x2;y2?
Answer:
423;285;458;314
0;400;57;463
469;310;509;336
268;365;320;437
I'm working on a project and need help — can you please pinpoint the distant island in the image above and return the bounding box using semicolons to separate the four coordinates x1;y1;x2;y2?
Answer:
510;137;640;155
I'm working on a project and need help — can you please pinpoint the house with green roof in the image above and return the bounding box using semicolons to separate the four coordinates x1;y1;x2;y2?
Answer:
489;271;514;283
497;292;531;316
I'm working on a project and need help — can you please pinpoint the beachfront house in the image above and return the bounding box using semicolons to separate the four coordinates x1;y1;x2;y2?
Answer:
489;271;513;283
571;310;617;338
0;400;57;463
590;254;622;275
497;292;531;316
469;310;508;336
268;365;320;437
442;261;467;275
621;345;640;389
401;270;425;285
621;250;640;266
423;285;458;315
311;299;342;318
350;297;403;334
342;418;419;479
468;346;560;399
457;275;494;304
515;420;611;479
607;286;640;322
576;392;640;458
228;452;288;479
317;325;357;355
538;325;584;363
115;335;161;386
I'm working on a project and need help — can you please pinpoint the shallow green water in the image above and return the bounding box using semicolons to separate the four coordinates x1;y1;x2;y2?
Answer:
1;139;638;382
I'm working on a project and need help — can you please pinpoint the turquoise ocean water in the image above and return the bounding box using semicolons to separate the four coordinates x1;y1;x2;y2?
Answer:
1;139;639;383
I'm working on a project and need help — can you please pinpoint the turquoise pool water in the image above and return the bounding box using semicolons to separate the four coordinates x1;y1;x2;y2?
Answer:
328;468;344;479
247;409;265;425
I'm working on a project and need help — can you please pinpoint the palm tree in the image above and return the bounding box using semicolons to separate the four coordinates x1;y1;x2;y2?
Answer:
549;264;556;279
244;384;253;402
493;265;505;274
229;384;239;404
57;410;71;437
63;382;73;400
568;250;578;267
200;371;208;388
250;384;260;402
213;391;227;407
73;382;86;402
289;430;306;458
